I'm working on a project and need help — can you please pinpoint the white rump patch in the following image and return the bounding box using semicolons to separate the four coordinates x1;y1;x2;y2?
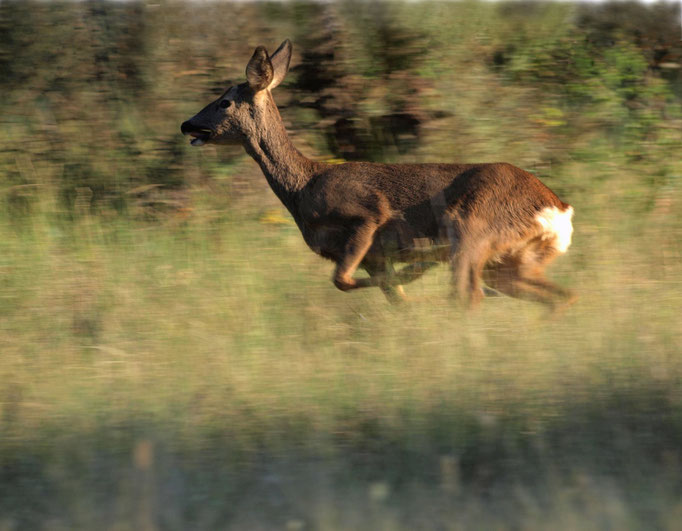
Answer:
536;206;574;253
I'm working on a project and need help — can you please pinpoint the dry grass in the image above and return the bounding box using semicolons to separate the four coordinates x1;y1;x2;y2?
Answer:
1;182;681;529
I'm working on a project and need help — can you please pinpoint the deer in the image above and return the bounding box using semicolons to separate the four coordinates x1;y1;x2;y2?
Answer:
181;40;575;309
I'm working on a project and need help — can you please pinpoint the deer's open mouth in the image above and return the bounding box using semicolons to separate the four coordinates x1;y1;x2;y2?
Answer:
188;129;213;147
181;120;213;147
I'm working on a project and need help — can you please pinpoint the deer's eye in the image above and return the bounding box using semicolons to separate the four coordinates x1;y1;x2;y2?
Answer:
219;99;232;109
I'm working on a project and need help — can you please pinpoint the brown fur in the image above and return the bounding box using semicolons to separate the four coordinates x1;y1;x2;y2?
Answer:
181;40;574;308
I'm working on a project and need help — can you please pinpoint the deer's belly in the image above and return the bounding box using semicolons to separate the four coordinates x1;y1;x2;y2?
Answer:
371;221;450;263
301;219;450;264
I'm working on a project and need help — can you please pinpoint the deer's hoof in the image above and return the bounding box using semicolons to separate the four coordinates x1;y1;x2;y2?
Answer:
333;277;357;291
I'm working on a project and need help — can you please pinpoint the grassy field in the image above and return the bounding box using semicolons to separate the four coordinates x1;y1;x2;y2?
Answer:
1;178;681;529
1;1;682;529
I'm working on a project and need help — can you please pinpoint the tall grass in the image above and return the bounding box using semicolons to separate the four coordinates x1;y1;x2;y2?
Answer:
1;179;681;528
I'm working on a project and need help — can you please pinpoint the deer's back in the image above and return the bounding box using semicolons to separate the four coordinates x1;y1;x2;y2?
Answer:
303;161;567;222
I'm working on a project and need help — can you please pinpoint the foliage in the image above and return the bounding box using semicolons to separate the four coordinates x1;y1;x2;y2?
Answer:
1;1;680;210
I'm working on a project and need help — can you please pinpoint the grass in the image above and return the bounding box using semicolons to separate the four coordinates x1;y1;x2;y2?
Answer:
1;180;681;529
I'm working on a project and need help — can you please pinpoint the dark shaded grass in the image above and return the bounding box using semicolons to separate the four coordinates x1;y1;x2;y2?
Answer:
1;383;681;529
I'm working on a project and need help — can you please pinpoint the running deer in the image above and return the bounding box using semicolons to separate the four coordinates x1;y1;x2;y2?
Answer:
181;40;575;308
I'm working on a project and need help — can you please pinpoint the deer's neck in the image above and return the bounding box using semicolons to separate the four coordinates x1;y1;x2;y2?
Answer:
242;96;321;211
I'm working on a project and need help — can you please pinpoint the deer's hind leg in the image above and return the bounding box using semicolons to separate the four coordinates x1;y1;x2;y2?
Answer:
483;259;555;307
450;237;491;309
518;240;576;310
483;239;575;310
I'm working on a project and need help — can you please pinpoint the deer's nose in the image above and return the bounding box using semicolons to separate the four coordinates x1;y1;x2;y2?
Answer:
180;121;194;135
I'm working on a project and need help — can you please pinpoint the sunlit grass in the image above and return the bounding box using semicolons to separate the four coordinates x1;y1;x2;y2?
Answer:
1;183;681;528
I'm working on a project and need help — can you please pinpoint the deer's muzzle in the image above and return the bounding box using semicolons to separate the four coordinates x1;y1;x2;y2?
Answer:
181;121;213;146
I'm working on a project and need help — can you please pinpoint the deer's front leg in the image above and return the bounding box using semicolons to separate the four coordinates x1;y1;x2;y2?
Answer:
332;222;381;291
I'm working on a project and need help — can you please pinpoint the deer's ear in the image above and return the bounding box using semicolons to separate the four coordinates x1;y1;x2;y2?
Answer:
268;39;292;90
246;46;274;92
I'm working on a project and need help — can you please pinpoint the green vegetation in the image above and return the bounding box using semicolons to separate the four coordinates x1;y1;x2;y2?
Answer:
1;1;681;529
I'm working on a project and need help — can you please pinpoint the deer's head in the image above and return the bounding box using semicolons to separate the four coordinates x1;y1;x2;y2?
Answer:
181;40;292;146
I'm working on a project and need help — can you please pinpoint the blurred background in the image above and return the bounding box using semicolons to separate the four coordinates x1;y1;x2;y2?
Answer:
1;1;681;529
